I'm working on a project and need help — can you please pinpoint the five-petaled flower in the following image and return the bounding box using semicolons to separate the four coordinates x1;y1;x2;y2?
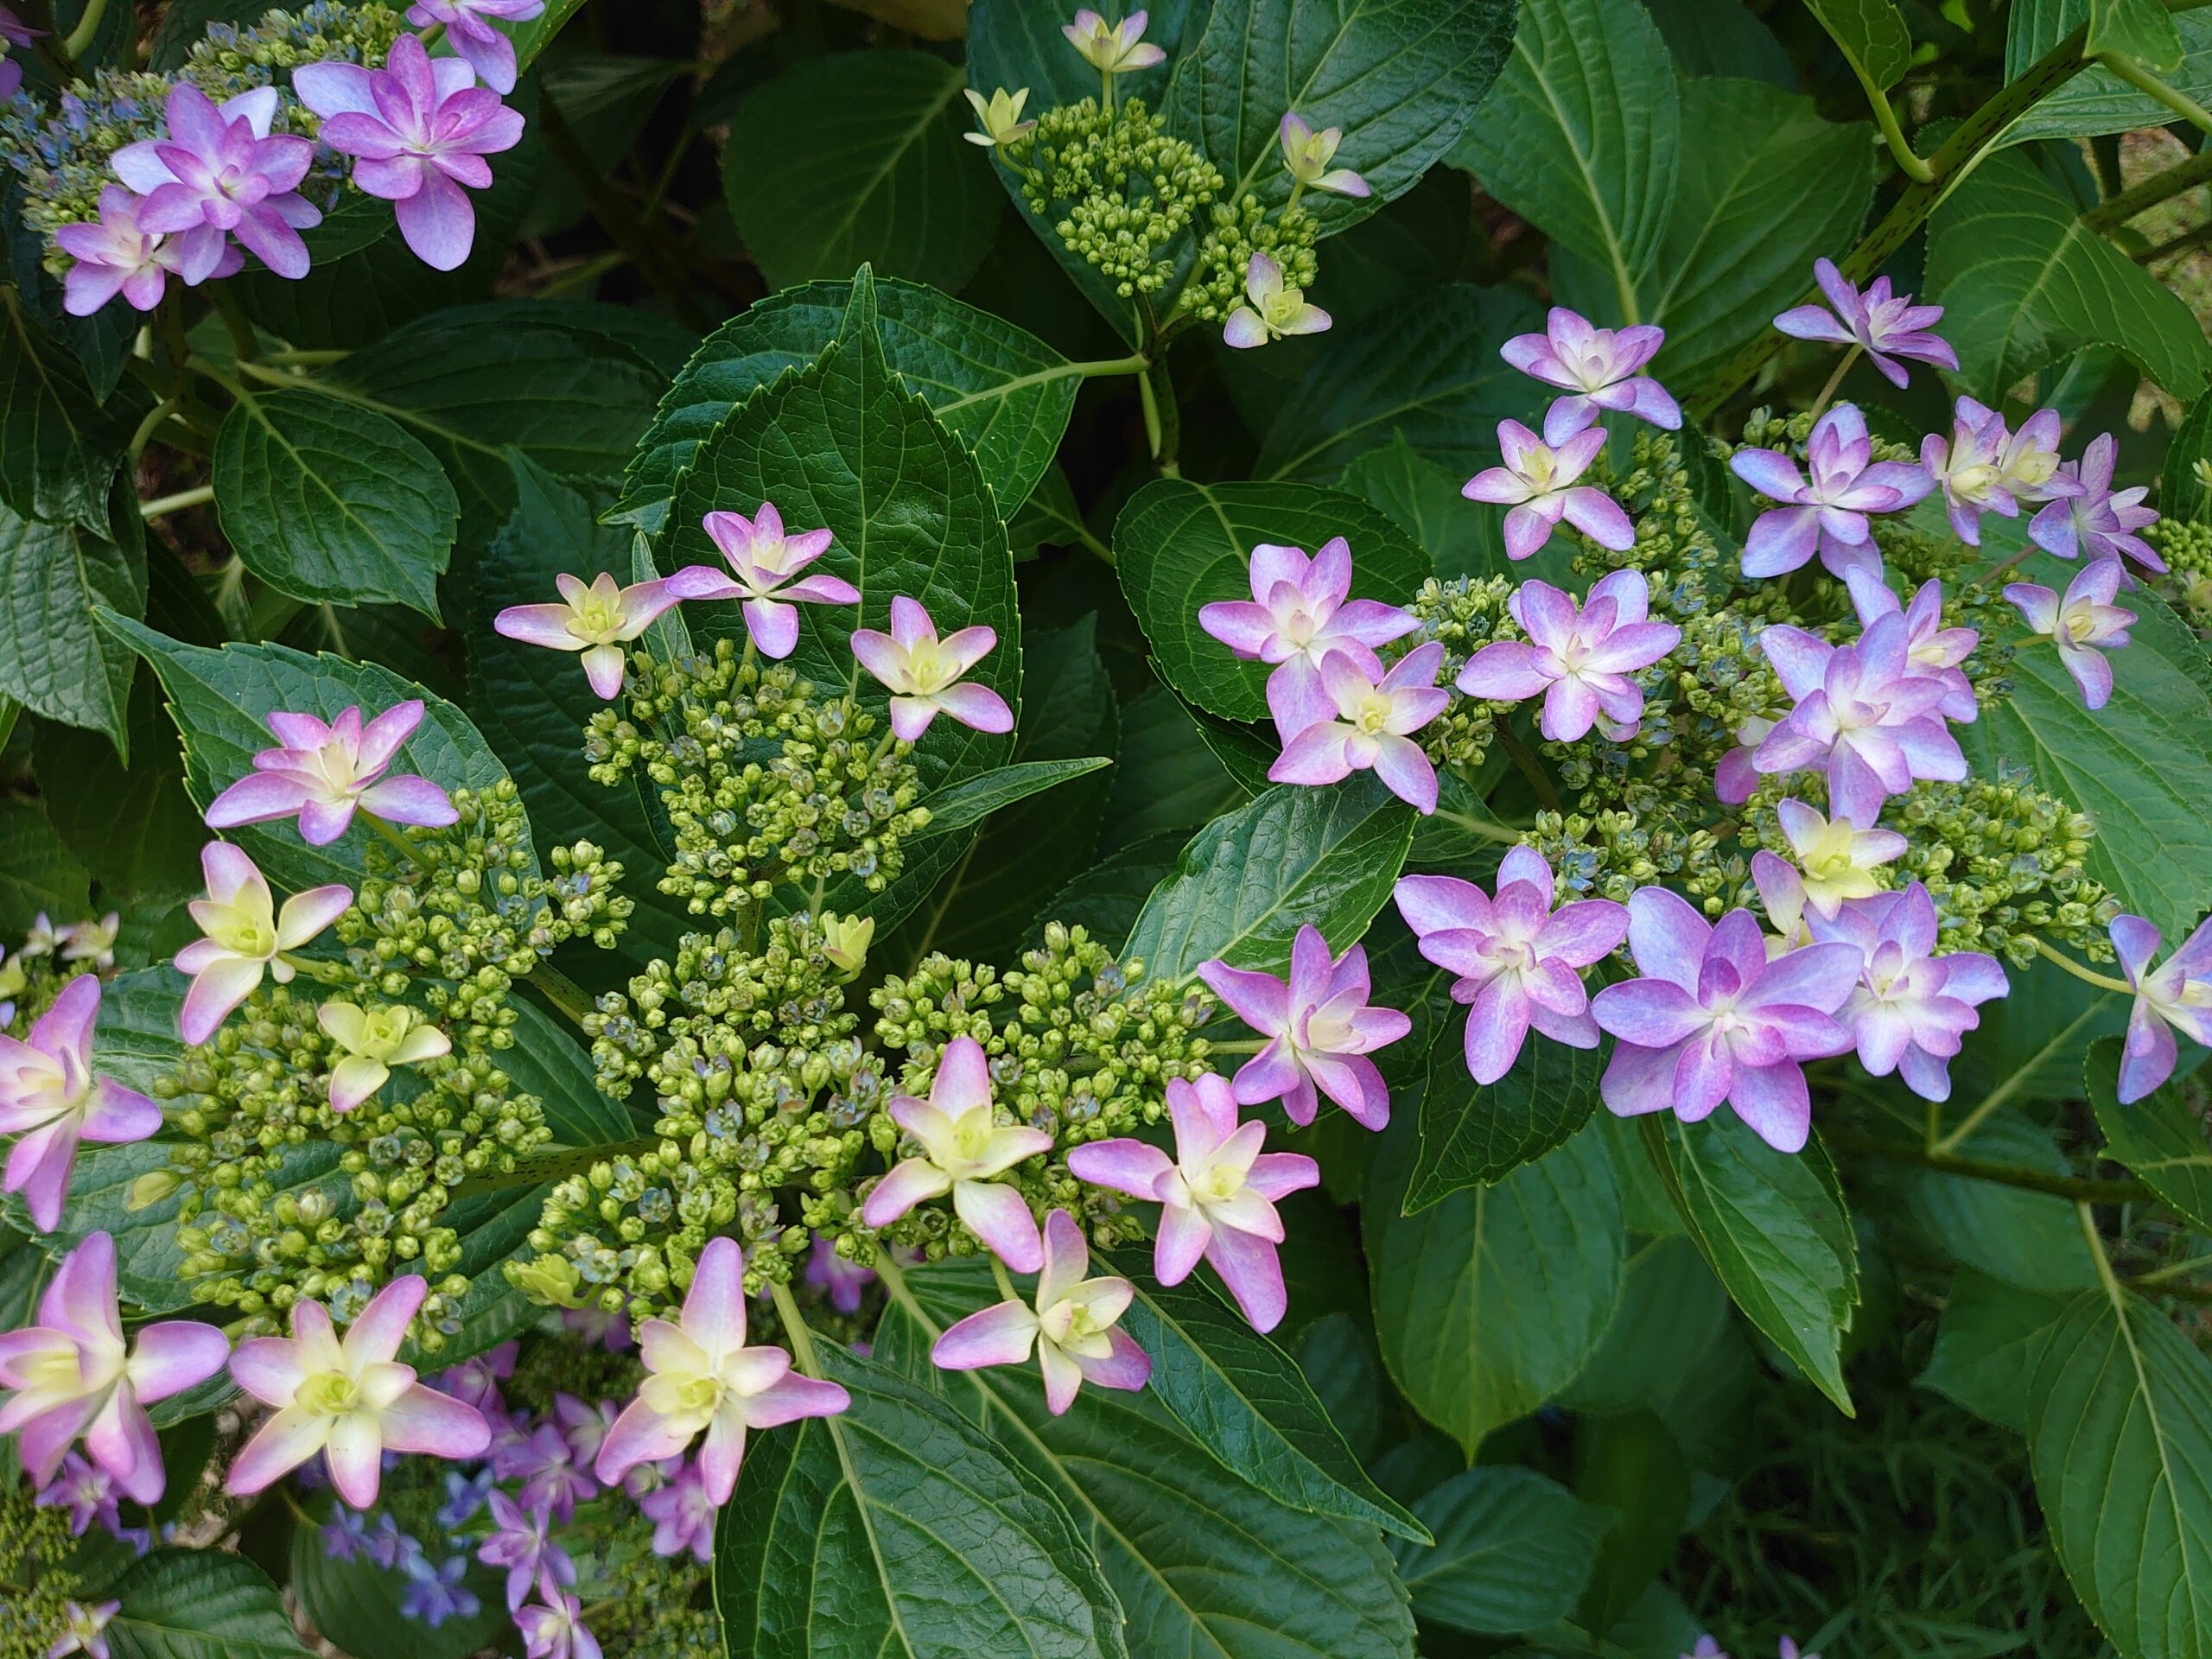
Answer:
111;82;321;281
1455;570;1681;742
2029;432;2162;572
1729;404;1932;580
204;701;457;846
1771;797;1905;919
403;0;545;95
1501;308;1681;445
1591;887;1862;1154
850;595;1014;743
55;185;230;316
0;976;160;1232
1196;535;1419;741
175;842;353;1046
931;1208;1153;1412
316;1001;452;1113
1268;640;1449;813
1068;1074;1320;1331
493;571;686;701
1394;848;1629;1084
1223;252;1331;349
295;35;526;271
226;1273;492;1510
1277;113;1369;198
1197;925;1409;1130
594;1236;849;1503
1807;883;2006;1103
1462;421;1636;562
1773;257;1958;388
1062;9;1166;74
0;1232;230;1502
665;503;858;658
2109;911;2212;1103
2004;558;2134;711
860;1034;1052;1268
964;86;1036;148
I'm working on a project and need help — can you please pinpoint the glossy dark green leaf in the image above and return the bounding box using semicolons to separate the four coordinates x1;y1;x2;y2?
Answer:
1388;1465;1614;1636
1406;1021;1605;1206
915;758;1116;838
1640;1115;1859;1414
1122;779;1414;982
1100;684;1246;854
1339;435;1509;581
724;52;1002;292
1030;831;1191;955
1369;1121;1625;1455
35;674;205;895
0;493;143;750
0;291;151;530
2091;1036;2212;1230
1918;1267;2071;1436
617;276;1081;532
103;1548;312;1659
715;1340;1128;1659
213;390;457;619
1899;1110;2098;1294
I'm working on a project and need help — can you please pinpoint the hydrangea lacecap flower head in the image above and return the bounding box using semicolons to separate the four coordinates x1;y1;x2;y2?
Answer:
1729;403;1933;580
0;976;160;1232
110;82;321;280
850;595;1014;742
2110;911;2212;1103
226;1273;491;1510
1268;640;1449;813
0;1232;230;1503
1773;256;1958;388
175;841;353;1046
1501;307;1681;445
593;1236;849;1504
493;570;687;700
861;1033;1051;1269
1462;420;1636;562
1067;1074;1320;1330
665;502;859;659
1592;887;1861;1154
1197;925;1409;1130
1806;882;2006;1103
1224;251;1332;348
1395;848;1629;1085
1455;569;1681;742
203;700;458;846
931;1208;1153;1410
2005;557;2134;711
1197;534;1419;743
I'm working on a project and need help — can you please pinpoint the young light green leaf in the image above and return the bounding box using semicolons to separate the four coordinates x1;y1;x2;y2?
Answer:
2089;1035;2212;1230
1639;1114;1859;1414
1406;1029;1605;1207
1164;0;1517;235
1113;478;1431;722
1369;1121;1625;1456
103;1548;313;1659
617;276;1083;532
1122;779;1414;983
1449;0;1680;325
1917;1267;2071;1436
724;52;1002;293
2026;1282;2212;1658
1113;1268;1431;1543
0;493;143;752
1803;0;1915;92
213;390;457;620
713;1341;1129;1659
1388;1465;1615;1637
1926;147;2212;402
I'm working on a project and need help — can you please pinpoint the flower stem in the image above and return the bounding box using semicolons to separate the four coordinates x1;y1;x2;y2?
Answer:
1137;354;1180;477
1858;73;1937;185
363;812;419;868
1825;1129;2152;1205
2082;144;2212;231
769;1279;823;1375
2029;936;2133;995
2098;51;2212;137
988;1255;1020;1303
140;483;214;520
1807;345;1862;422
60;0;108;62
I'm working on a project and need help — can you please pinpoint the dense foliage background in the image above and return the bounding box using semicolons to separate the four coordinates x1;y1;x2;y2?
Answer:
6;3;2212;1659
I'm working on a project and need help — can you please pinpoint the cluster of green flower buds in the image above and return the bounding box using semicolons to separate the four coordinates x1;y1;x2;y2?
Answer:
1015;95;1225;301
1396;574;1516;771
1885;767;2113;963
0;1471;82;1659
2149;516;2212;631
1183;192;1321;324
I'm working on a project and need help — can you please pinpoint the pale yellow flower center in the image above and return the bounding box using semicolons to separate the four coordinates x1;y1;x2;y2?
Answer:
1258;287;1307;331
296;1369;362;1417
1351;690;1395;735
1949;461;1999;500
568;592;626;645
209;906;276;958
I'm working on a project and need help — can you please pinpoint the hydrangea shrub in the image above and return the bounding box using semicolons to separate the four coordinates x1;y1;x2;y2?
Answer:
5;3;2212;1659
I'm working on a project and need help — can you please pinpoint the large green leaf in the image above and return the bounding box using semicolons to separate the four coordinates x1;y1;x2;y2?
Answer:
1898;1110;2099;1294
1387;1465;1614;1637
1640;1115;1859;1414
467;453;693;961
2007;10;2212;140
887;1262;1421;1659
1122;779;1414;983
0;289;151;531
1340;435;1510;581
616;276;1083;533
1961;572;2212;942
1406;1020;1605;1206
1926;147;2212;403
1115;1269;1429;1542
0;492;143;751
1254;283;1544;481
714;1340;1128;1659
0;796;92;942
321;309;666;544
35;676;205;896
1918;1267;2071;1436
1100;685;1247;855
654;273;1020;936
1113;478;1431;722
724;52;1001;292
1449;0;1679;327
915;757;1116;840
1369;1121;1625;1455
2091;1037;2212;1231
99;615;523;897
1804;0;1915;91
2027;1283;2212;1659
213;391;457;619
1947;957;2127;1109
104;1548;312;1659
1633;79;1872;390
1164;0;1517;235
